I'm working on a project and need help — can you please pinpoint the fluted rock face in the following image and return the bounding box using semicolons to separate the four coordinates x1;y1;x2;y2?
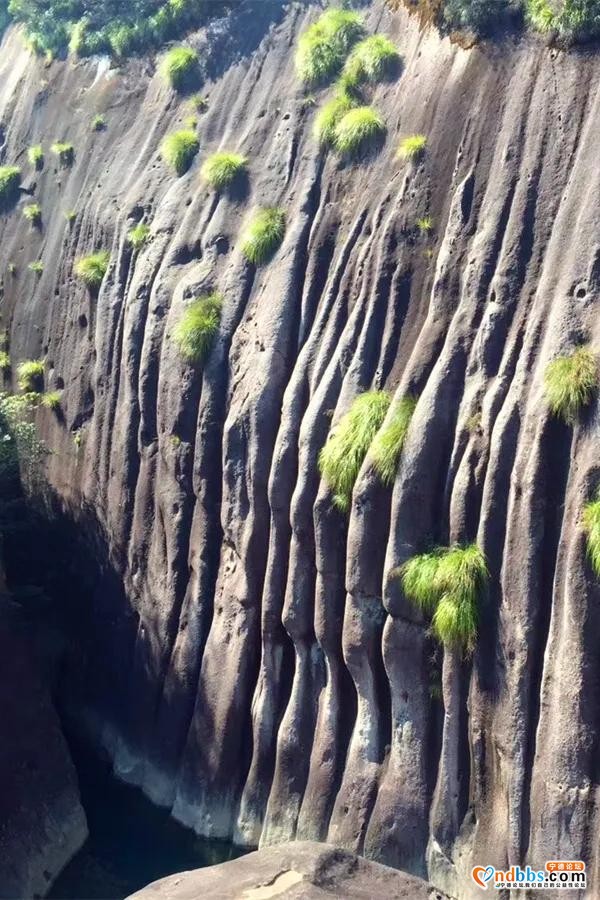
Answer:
1;3;600;897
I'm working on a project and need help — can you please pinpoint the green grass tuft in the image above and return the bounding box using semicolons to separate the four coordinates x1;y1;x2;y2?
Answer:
340;34;400;92
17;359;44;391
370;395;417;485
313;91;356;145
75;251;110;289
416;216;434;233
399;543;487;653
0;166;22;211
583;493;600;577
333;106;386;157
173;293;222;364
160;46;200;92
23;203;42;227
319;390;390;511
241;207;285;265
190;93;208;112
295;8;364;85
127;222;151;249
0;351;10;372
398;134;427;161
161;129;199;176
28;145;44;170
28;260;44;275
201;152;248;190
544;346;597;425
92;114;106;131
41;390;62;410
51;142;75;168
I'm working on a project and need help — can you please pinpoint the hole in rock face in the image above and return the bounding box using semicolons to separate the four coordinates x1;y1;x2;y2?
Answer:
78;314;88;328
576;285;587;299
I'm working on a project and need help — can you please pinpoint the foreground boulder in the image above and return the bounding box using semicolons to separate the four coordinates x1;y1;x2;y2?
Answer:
0;597;88;899
128;841;450;899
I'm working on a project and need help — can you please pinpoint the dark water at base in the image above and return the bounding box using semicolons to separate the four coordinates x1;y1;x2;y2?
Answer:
48;737;245;900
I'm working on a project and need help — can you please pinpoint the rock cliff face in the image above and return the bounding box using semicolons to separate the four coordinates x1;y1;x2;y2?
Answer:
1;2;600;897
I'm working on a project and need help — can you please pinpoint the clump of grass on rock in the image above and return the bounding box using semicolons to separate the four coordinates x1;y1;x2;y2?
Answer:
0;166;21;211
17;359;44;392
41;390;62;411
370;395;417;485
295;8;364;85
399;543;487;653
340;34;400;92
201;152;248;191
51;142;75;168
28;145;44;171
28;260;43;275
173;293;222;364
160;46;200;92
241;208;285;265
161;129;199;176
583;491;600;577
544;346;597;425
319;390;390;511
23;203;42;227
127;223;151;250
75;251;110;290
313;91;355;145
0;351;10;372
333;106;386;157
398;134;427;161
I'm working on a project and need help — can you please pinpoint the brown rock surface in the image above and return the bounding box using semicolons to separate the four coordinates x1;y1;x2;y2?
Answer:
0;2;599;899
126;841;450;899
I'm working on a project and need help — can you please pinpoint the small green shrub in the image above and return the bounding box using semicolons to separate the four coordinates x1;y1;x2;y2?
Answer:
295;8;364;85
370;395;417;485
333;106;386;157
160;46;200;92
398;134;427;161
416;216;434;233
583;492;600;577
41;390;61;410
7;262;16;276
127;222;151;249
184;115;198;130
52;142;75;168
525;0;600;42
0;351;10;372
319;390;390;511
92;114;106;131
544;346;597;424
65;209;77;225
17;359;44;391
173;293;222;363
0;166;21;211
23;203;42;227
75;251;110;289
28;145;44;170
443;0;514;35
399;543;487;652
340;34;400;92
161;129;199;176
28;261;44;275
241;207;285;265
201;152;248;190
313;91;355;145
190;93;208;112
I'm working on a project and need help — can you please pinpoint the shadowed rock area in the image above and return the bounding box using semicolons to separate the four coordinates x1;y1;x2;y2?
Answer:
1;0;600;897
0;588;87;898
127;841;450;899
